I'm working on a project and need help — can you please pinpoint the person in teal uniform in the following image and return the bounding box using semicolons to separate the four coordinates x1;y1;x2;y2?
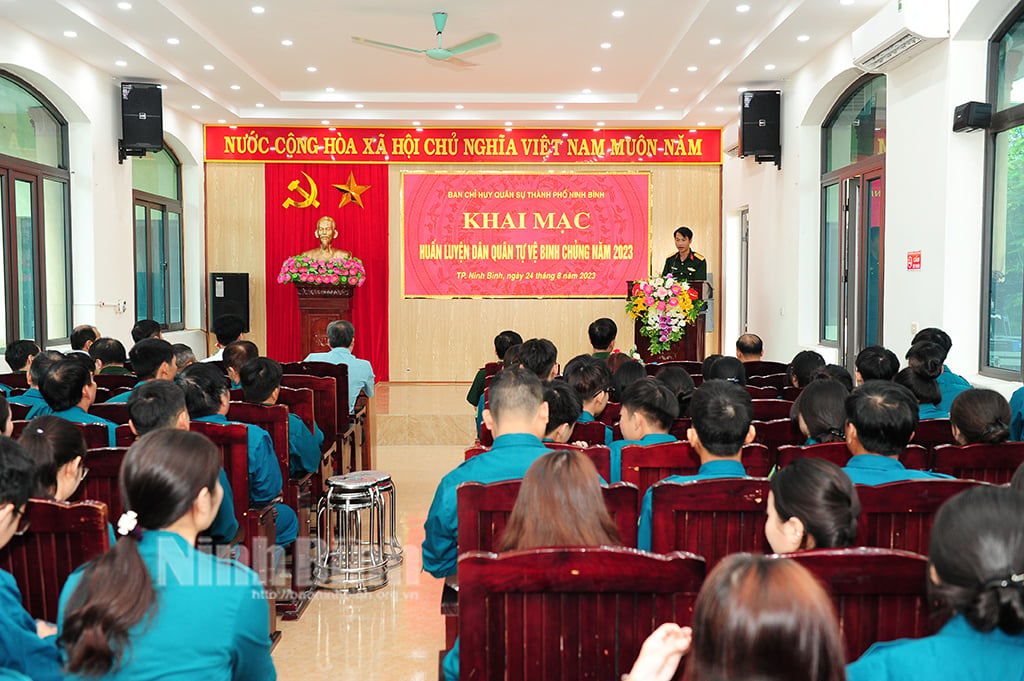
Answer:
12;351;62;414
637;379;753;550
661;226;706;281
841;381;954;485
32;359;116;447
793;378;849;446
899;341;949;419
303;320;374;413
847;485;1024;681
127;380;239;545
0;437;64;681
540;379;583;445
764;458;859;554
240;357;324;475
89;337;131;375
854;345;900;384
609;377;679;484
477;339;558;441
58;429;276;681
422;367;551;580
563;355;613;445
911;327;972;413
104;338;177;404
178;362;297;546
949;389;1011;445
654;365;696;417
4;340;39;374
466;330;521;407
588;318;617;359
222;340;258;390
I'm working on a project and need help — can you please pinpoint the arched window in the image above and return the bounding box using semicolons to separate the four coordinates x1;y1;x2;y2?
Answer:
820;75;886;372
0;71;72;350
983;6;1024;377
132;147;184;330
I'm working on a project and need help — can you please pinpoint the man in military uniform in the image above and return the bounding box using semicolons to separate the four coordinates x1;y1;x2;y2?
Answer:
661;226;707;281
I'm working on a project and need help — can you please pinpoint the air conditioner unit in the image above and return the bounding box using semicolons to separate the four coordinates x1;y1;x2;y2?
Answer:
852;0;949;73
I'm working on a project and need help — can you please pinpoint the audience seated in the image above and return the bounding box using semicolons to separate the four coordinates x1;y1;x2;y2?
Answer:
813;364;854;391
5;340;39;374
203;313;246;363
127;379;238;545
69;325;99;355
628;553;845;681
949;389;1010;445
540;379;583;444
516;338;559;381
610;377;680;484
18;415;88;503
177;362;297;546
911;327;972;414
841;381;952;485
765;458;859;554
240;357;323;475
637;379;753;550
423;368;550;581
466;330;521;407
899;341;948;419
588;317;618;359
30;359;116;447
443;449;622;681
847;485;1024;681
0;437;64;681
735;333;763;362
703;355;745;385
855;345;900;384
794;378;849;445
58;430;275;680
171;343;197;370
610;358;646;403
563;355;613;445
655;366;695;417
130;318;162;343
787;350;826;388
701;353;723;378
222;340;258;389
8;350;62;413
89;337;130;375
303;319;375;413
104;338;178;403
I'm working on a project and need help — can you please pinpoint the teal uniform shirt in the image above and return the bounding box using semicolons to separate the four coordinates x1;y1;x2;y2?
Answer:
45;407;117;447
842;454;953;486
608;433;677;484
25;401;53;419
205;469;240;545
0;569;63;681
936;365;971;415
302;347;374;413
0;384;8;397
1009;385;1024;441
661;250;706;281
422;432;550;578
8;388;46;411
847;615;1024;681
286;412;323;475
103;381;145;404
637;459;747;551
919;403;948;419
466;367;486;407
577;410;613;446
58;531;276;681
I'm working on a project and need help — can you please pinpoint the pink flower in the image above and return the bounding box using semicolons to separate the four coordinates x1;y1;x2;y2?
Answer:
645;296;655;306
669;297;678;306
657;301;667;311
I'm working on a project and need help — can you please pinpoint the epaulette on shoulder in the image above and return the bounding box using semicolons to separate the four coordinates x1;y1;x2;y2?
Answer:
693;252;705;261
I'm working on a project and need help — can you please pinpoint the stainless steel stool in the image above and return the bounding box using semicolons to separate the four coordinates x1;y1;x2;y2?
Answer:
314;473;388;592
359;470;403;566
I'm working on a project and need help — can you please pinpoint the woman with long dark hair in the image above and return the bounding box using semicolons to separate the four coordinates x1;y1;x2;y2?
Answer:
18;415;88;501
793;379;850;445
766;458;860;553
949;388;1011;445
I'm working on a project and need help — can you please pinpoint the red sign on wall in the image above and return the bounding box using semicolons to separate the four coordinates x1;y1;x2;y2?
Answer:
402;173;649;297
907;251;922;270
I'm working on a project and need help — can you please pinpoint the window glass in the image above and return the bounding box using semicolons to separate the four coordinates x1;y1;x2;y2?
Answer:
135;204;148;320
987;126;1024;372
168;211;183;325
14;179;35;340
43;178;69;340
865;177;882;347
824;76;886;173
822;184;840;343
149;206;166;324
996;15;1024;111
0;76;63;167
131;149;180;200
0;176;6;352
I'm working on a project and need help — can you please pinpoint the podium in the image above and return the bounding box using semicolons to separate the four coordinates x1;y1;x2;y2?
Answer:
628;280;712;363
295;284;355;359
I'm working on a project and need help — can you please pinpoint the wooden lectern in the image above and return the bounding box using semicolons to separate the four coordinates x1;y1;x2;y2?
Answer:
295;284;355;359
627;280;712;363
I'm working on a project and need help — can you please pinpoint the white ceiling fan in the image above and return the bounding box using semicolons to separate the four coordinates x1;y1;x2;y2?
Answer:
352;11;500;67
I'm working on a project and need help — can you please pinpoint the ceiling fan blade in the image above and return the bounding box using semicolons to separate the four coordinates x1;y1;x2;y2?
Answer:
351;36;424;55
444;56;478;67
446;32;500;56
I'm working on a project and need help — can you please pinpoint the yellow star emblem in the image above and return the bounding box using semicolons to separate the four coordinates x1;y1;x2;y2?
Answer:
333;172;370;208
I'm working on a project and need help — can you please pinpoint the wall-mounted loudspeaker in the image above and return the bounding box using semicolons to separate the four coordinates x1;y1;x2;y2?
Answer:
209;273;251;333
739;90;781;167
119;82;162;163
952;101;992;133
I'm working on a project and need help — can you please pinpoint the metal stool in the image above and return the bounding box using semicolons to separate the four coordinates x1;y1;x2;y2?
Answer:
360;470;403;566
314;473;388;592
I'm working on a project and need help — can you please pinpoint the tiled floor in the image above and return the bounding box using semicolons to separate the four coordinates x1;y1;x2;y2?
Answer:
272;383;471;680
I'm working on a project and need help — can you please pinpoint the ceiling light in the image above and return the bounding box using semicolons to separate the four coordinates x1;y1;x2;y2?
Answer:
354;103;364;108
454;104;464;109
655;105;664;110
306;66;317;72
191;105;200;110
611;10;625;18
582;88;592;94
592;66;602;72
601;42;611;49
412;121;421;126
117;2;132;8
709;38;721;46
325;87;335;92
670;87;680;93
167;37;179;45
255;102;264;108
698;121;706;125
715;106;724;112
281;39;293;46
321;120;330;125
251;6;265;13
217;119;226;124
115;60;127;67
63;30;77;38
555;104;564;109
765;64;776;70
687;66;698;72
596;121;605;126
797;34;810;42
504;121;513;126
203;64;215;71
230;84;241;90
736;4;750;11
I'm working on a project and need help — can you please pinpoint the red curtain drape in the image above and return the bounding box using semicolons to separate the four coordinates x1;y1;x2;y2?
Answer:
263;163;389;380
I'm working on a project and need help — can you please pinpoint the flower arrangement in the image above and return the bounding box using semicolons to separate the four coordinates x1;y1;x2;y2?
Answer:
626;275;704;355
277;255;367;287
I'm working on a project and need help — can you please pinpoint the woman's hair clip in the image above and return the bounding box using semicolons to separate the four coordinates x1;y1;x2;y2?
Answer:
116;510;143;541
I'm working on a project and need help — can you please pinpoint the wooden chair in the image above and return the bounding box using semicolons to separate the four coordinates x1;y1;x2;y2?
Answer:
781;386;803;401
93;386;112;403
667;417;692;441
10;420;28;439
89;402;130;425
283;361;364;472
276;385;326;500
650;477;772;569
745;384;779;399
599;401;621;426
752;417;804;462
466;443;612;483
281;373;339;467
912;419;955;460
621;441;770;502
855;479;984;553
0;373;29;390
570;420;609;446
751;399;794;421
0;498;109;622
479;422;495;447
932;442;1024;483
783;547;930;661
74;447;130;521
777;443;930;471
71;422;113;449
94;373;137;389
747;372;788;389
483;361;502;378
9;403;30;420
114;424;136;447
458;547;706;681
741;360;789;377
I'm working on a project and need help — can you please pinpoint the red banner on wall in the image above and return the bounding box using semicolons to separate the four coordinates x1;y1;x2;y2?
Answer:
205;125;720;165
402;173;649;297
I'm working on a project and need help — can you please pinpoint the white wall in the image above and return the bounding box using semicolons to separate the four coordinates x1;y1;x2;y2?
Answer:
0;16;206;353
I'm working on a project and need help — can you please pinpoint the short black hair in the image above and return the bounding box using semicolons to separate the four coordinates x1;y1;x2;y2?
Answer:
588;318;617;350
5;340;39;373
493;331;523;360
787;350;826;388
542;379;582;437
518;338;558;379
563;355;611;400
611;359;646;402
176;362;229;418
735;334;763;356
223;340;259;376
673;226;694;240
689;379;754;457
705;356;746;386
63;351;95;376
0;394;8;434
911;327;952;360
326;320;355;348
131;319;162;343
89;338;127;367
488;367;544;425
29;350;64;389
69;325;98;351
845;380;919;457
129;338;175;381
212;314;246;346
811;364;854;392
127;380;187;435
620;377;679;431
655;366;696;417
701;354;724;377
39;359;92;412
0;437;36;510
855;345;900;381
240;357;283;403
171;343;196;369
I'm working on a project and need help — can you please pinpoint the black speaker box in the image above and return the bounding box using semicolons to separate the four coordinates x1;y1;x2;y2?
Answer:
740;90;781;159
121;82;163;150
952;101;992;132
209;273;250;333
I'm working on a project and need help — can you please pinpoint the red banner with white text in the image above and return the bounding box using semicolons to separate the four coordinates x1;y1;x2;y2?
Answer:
402;173;649;297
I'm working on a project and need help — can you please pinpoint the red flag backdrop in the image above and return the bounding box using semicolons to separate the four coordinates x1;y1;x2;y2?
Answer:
263;163;389;380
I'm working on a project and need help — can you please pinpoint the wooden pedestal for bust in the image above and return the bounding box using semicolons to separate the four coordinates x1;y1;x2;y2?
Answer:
295;284;355;359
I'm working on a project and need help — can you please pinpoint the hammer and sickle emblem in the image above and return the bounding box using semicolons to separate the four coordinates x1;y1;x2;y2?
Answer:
282;172;320;209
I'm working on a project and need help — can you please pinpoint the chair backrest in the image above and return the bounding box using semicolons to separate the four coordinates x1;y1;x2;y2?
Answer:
777;442;851;468
742;360;789;377
784;547;930;661
598;402;620;426
281;373;338;447
76;447;130;521
479;422;495;447
781;386;803;401
751;399;794;421
89;402;130;425
570;421;609;447
667;417;692;441
457;480;641;553
277;386;317;434
855;479;984;553
620;441;769;501
932;442;1024;483
483;361;502;378
912;418;955;454
190;420;252;514
752;417;804;460
73;422;112;449
9;403;30;420
114;424;136;447
93;373;137;389
283;361;351;434
747;372;788;389
745;384;779;399
459;547;706;681
10;420;28;439
0;498;109;621
650;477;771;567
0;373;29;390
227;401;290;482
